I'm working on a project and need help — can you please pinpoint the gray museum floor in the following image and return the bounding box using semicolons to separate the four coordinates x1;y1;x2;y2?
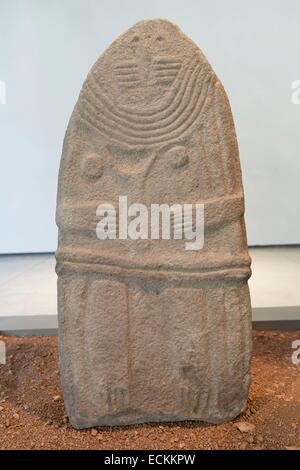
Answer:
0;246;299;332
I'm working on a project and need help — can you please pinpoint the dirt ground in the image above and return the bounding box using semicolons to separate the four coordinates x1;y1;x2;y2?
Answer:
0;330;299;450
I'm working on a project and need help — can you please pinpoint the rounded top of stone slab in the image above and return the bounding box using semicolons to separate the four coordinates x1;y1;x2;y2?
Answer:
117;18;189;40
76;18;214;123
99;18;207;63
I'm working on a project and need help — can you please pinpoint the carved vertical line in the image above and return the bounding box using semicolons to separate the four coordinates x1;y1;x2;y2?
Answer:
57;276;75;414
219;286;228;410
195;132;213;199
228;108;243;194
239;282;252;391
216;285;224;414
85;279;111;416
211;87;229;196
69;277;91;417
225;285;241;390
204;94;227;197
206;285;216;412
215;83;242;195
83;278;100;418
66;278;79;414
206;285;223;415
197;286;210;415
66;278;80;415
125;284;132;404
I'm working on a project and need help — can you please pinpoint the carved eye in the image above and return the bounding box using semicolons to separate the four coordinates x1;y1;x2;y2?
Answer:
81;153;103;179
165;145;189;169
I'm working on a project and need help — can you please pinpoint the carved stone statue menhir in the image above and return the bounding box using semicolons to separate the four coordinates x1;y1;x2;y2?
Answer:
56;20;252;428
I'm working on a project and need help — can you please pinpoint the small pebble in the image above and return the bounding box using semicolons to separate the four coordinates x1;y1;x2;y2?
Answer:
234;422;255;433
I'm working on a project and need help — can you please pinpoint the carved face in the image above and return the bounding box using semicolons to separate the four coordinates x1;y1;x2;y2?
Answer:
106;20;202;107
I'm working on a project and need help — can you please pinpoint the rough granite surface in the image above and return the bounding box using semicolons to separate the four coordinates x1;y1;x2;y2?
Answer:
56;19;252;429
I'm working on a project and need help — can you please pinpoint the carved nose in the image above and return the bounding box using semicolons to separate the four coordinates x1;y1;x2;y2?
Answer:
137;49;152;80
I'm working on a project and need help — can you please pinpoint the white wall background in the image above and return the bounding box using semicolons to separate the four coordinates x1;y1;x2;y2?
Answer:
0;0;299;253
